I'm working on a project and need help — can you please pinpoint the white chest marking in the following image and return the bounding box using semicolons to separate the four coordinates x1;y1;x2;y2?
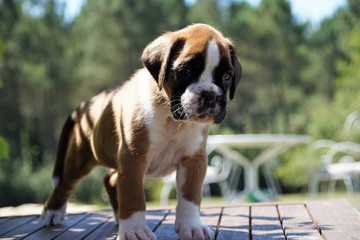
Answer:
145;119;207;178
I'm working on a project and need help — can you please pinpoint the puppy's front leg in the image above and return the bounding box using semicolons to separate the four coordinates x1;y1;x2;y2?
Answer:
175;155;214;240
116;159;156;240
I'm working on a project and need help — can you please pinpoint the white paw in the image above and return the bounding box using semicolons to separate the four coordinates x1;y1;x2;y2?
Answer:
117;211;156;240
40;203;67;226
175;222;214;240
174;198;214;240
117;225;156;240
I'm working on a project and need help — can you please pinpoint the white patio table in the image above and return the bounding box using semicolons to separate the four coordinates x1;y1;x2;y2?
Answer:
207;134;311;201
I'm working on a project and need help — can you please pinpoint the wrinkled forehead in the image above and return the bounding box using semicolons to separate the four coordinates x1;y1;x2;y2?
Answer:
173;25;232;67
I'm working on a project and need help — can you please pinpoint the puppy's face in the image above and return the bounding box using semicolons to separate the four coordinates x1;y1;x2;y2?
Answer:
142;24;242;124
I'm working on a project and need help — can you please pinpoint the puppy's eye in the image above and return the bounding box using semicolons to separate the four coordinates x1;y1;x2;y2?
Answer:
222;72;232;82
178;67;191;78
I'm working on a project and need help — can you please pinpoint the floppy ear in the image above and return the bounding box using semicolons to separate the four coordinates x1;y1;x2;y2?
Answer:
228;44;242;100
141;33;184;90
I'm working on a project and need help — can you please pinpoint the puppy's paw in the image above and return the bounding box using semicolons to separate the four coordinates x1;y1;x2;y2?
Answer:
117;212;156;240
117;226;156;240
40;203;67;226
175;222;214;240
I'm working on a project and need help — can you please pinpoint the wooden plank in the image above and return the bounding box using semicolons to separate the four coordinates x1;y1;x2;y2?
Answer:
154;208;221;240
1;215;44;239
0;215;37;236
154;210;177;240
83;217;117;240
53;211;111;239
278;204;323;240
84;209;169;239
146;210;170;232
251;205;285;240
0;217;8;225
306;199;360;240
217;206;249;240
1;200;359;240
23;213;89;240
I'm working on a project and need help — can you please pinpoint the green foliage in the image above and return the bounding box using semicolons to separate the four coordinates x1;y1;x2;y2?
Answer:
337;25;360;99
144;180;165;202
70;0;188;101
72;167;109;204
0;157;53;206
0;0;360;206
275;147;309;188
0;136;9;159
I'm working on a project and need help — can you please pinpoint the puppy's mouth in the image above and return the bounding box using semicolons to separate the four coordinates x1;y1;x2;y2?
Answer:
198;113;212;119
195;112;217;123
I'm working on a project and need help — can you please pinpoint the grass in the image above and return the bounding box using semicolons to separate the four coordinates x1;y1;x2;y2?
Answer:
278;192;360;211
146;191;360;212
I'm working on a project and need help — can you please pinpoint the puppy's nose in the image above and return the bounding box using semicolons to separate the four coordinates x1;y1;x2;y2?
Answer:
201;91;217;108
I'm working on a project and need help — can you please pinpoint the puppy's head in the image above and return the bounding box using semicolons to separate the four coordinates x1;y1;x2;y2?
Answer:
141;24;241;124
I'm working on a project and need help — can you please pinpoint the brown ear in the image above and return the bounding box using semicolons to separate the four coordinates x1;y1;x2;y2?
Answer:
229;44;242;100
141;33;184;90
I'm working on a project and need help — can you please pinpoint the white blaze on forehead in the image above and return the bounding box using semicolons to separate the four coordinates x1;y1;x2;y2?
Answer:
202;39;221;80
189;39;221;94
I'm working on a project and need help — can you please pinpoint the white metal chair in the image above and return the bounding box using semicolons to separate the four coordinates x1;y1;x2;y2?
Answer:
309;141;360;196
309;112;360;196
344;111;360;138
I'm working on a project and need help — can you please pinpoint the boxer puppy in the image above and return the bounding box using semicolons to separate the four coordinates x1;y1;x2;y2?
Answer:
41;23;241;240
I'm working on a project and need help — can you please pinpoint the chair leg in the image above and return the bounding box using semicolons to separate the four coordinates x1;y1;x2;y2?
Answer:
160;183;173;206
203;184;211;197
219;182;230;201
343;177;354;194
309;175;321;198
328;180;336;196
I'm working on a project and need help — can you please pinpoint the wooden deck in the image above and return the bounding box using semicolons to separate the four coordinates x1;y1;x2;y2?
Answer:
1;199;360;240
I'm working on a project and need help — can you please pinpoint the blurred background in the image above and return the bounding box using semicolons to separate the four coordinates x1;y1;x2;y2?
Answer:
0;0;359;209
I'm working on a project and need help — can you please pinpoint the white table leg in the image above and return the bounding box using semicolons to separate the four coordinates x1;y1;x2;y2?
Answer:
245;164;259;192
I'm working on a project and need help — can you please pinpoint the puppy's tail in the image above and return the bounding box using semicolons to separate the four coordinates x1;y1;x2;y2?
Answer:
52;115;75;186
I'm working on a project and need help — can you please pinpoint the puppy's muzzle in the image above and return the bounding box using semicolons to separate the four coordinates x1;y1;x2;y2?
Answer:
196;90;225;124
173;88;226;124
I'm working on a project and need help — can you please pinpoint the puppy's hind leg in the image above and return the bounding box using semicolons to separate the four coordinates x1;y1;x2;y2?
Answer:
41;118;97;226
104;169;119;223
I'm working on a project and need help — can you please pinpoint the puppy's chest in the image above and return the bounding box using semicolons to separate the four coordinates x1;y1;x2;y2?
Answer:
145;123;206;178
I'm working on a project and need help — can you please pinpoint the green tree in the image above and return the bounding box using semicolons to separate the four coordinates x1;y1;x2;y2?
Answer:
305;0;360;141
276;0;360;189
0;136;9;159
0;0;72;206
188;0;222;28
218;0;307;134
0;31;7;158
70;0;188;101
